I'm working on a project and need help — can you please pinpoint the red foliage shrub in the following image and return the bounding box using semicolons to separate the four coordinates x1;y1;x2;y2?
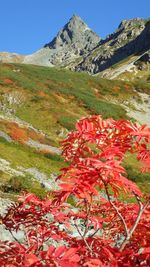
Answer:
0;115;150;266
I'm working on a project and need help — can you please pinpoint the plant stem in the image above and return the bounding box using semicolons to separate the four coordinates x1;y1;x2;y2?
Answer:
104;184;129;237
119;198;149;251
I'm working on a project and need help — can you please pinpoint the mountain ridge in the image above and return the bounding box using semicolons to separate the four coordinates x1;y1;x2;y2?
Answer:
0;15;150;80
76;18;150;74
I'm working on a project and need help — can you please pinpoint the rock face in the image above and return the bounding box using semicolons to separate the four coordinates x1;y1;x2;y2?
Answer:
45;15;100;53
76;18;150;74
23;15;100;67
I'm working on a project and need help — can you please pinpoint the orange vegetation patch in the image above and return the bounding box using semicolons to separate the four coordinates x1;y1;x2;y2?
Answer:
28;130;46;144
38;91;49;97
0;119;51;145
0;120;28;143
53;93;69;104
3;78;14;85
124;84;131;91
3;63;14;69
112;86;120;92
145;89;150;95
0;120;18;133
38;149;51;155
9;125;28;143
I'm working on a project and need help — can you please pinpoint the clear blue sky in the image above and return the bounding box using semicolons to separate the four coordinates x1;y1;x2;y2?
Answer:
0;0;149;55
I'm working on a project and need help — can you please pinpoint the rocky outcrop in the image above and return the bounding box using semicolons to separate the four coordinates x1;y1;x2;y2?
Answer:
23;15;100;67
76;18;150;74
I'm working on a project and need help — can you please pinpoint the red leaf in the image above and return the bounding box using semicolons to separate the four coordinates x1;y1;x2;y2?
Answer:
55;246;66;258
142;247;150;254
47;245;55;257
24;254;39;266
62;248;78;260
70;254;80;263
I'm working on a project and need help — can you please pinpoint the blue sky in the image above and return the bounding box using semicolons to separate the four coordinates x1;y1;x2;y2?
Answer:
0;0;149;54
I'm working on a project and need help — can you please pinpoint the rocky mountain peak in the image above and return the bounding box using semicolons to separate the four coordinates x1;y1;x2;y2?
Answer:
23;15;100;67
67;14;87;28
44;15;100;52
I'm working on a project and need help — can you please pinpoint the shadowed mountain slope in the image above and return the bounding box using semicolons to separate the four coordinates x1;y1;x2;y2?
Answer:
76;19;150;74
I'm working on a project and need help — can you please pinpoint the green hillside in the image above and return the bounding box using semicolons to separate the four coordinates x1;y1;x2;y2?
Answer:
0;63;149;199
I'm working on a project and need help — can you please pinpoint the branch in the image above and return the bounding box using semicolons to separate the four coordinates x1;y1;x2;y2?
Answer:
8;229;25;249
119;197;149;251
9;229;21;244
89;228;100;238
24;227;31;248
104;184;129;237
104;182;150;251
74;221;83;238
74;220;93;255
83;198;92;238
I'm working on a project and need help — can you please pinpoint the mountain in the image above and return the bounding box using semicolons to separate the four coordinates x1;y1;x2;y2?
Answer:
75;18;150;75
0;16;150;81
23;15;100;67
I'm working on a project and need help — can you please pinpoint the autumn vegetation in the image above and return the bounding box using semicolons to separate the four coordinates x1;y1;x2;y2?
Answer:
0;115;150;266
9;126;28;143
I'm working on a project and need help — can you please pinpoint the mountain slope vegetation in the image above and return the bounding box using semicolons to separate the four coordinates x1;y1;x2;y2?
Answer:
0;63;149;199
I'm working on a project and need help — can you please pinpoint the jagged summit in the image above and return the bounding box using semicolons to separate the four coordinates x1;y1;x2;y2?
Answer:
44;14;95;49
67;14;88;27
23;15;100;67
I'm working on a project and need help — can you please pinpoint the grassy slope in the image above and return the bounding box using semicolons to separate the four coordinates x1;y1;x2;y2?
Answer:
0;63;149;198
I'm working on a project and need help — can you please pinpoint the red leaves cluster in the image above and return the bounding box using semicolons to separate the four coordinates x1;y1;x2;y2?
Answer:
60;116;150;199
0;115;150;266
